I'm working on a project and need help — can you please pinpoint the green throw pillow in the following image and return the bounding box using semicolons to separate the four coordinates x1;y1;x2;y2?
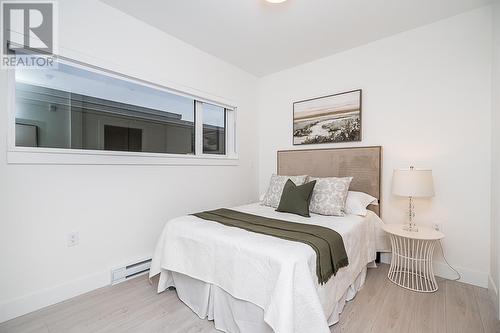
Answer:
276;179;317;217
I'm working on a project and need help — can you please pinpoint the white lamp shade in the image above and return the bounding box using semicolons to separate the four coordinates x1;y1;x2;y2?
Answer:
392;168;435;197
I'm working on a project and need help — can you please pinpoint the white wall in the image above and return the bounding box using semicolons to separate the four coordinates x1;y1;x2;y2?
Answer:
490;0;500;319
0;0;496;324
258;7;492;287
0;0;259;322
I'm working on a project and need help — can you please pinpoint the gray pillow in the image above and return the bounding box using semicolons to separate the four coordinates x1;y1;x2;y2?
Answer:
262;174;308;208
308;177;353;216
276;179;317;217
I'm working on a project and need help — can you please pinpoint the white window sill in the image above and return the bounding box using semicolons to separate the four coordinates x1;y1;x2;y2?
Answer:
7;148;239;166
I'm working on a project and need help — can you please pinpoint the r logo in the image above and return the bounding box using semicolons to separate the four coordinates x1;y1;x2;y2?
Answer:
2;2;54;55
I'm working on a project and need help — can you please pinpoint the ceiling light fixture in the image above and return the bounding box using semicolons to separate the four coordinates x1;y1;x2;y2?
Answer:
265;0;287;3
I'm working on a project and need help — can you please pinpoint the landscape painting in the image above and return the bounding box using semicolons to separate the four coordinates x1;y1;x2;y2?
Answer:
293;89;362;145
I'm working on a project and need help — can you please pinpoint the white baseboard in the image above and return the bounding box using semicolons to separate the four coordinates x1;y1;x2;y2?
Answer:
380;253;488;288
0;254;154;324
488;275;500;320
0;270;110;323
433;261;488;288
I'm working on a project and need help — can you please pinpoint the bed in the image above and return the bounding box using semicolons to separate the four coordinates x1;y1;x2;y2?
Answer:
150;146;387;333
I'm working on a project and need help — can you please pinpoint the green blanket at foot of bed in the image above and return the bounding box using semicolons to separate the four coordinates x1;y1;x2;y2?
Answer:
192;208;348;284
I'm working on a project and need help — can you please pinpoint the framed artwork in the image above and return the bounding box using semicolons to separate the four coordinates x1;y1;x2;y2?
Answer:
293;89;362;145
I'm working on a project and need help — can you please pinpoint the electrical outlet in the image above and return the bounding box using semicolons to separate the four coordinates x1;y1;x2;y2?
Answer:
432;223;443;232
67;232;79;247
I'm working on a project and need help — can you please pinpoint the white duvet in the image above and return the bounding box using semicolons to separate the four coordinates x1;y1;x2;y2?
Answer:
150;203;387;333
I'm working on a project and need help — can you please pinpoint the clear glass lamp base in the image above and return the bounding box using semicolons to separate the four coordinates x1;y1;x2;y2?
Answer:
403;224;419;232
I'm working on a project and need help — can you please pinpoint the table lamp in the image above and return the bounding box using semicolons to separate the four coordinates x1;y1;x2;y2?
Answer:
392;166;435;232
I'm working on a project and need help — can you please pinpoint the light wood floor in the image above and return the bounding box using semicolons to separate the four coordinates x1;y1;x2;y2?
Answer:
1;264;498;333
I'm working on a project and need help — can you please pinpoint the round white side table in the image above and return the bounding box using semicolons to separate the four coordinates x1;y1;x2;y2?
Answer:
382;224;444;293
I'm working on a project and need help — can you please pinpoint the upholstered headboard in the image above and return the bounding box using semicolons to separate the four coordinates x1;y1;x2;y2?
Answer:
277;146;382;216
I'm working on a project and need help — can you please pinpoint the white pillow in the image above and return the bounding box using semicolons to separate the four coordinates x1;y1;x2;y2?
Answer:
261;174;308;208
345;191;378;216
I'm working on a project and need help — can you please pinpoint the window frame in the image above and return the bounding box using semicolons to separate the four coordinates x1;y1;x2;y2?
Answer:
6;56;238;165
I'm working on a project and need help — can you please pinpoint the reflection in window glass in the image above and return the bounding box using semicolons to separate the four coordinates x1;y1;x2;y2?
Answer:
15;62;195;154
203;103;226;155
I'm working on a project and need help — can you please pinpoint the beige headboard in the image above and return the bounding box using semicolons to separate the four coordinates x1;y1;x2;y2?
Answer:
277;146;382;216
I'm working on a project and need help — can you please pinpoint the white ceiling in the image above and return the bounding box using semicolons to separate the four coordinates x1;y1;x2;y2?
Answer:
100;0;492;77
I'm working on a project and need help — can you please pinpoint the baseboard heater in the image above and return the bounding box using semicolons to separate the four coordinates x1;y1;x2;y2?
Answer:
111;258;152;285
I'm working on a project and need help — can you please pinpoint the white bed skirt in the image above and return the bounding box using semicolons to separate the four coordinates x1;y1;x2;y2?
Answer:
169;266;368;333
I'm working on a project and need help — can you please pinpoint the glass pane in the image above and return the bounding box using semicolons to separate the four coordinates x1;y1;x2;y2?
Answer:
15;62;195;154
203;103;225;155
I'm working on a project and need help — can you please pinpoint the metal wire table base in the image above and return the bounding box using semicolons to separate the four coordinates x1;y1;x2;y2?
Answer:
387;234;438;292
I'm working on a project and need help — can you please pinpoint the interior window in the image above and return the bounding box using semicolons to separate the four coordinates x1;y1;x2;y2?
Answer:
15;62;196;155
